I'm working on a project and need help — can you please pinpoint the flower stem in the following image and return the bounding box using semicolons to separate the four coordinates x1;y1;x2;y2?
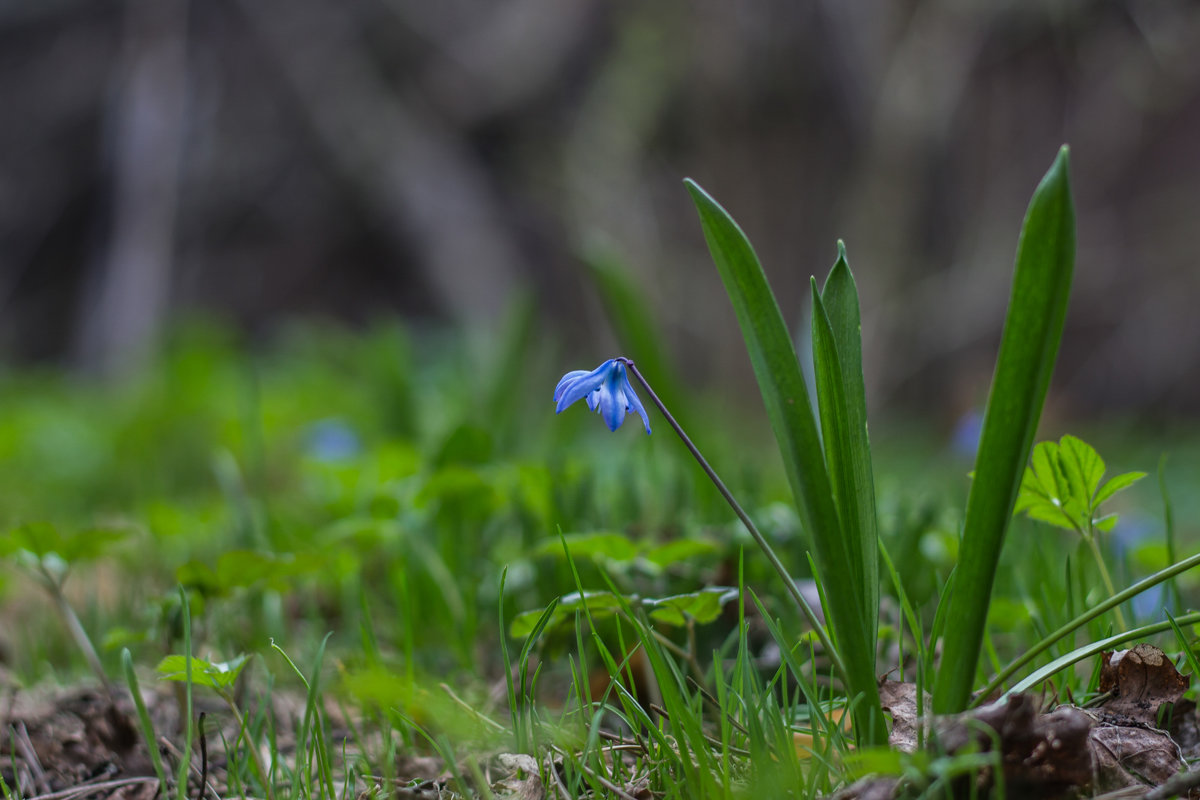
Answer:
618;357;847;683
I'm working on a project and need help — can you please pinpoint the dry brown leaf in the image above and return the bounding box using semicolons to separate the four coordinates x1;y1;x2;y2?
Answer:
1099;644;1190;728
879;679;928;754
1088;721;1184;792
492;753;544;800
829;776;900;800
1168;699;1200;760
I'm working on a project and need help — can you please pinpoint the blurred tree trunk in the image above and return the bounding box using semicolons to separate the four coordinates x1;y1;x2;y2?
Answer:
234;0;525;325
78;0;188;374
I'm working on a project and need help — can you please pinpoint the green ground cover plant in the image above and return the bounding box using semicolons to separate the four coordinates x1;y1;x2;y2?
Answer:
0;148;1197;798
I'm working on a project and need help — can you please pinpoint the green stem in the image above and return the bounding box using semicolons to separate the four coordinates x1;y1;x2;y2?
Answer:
1085;533;1127;632
619;357;847;683
221;691;274;800
36;566;112;693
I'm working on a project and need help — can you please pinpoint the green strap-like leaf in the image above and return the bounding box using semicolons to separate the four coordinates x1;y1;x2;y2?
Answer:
933;147;1076;713
685;178;886;745
810;274;878;649
820;246;880;647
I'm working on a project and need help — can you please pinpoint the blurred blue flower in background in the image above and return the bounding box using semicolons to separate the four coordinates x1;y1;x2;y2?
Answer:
304;417;362;461
554;359;651;434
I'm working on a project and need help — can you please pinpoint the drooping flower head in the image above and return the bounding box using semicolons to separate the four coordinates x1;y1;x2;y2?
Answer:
554;358;651;434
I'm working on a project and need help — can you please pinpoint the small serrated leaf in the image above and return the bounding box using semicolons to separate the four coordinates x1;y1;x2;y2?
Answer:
1016;467;1052;512
1031;442;1067;502
1094;471;1147;508
1059;435;1106;501
1055;447;1089;515
157;653;248;690
1024;501;1078;531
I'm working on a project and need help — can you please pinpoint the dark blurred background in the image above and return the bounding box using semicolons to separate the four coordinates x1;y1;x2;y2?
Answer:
3;0;1198;422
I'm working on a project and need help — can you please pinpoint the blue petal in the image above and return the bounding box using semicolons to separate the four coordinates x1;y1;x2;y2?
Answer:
554;370;591;403
619;372;652;434
597;366;626;431
554;360;613;413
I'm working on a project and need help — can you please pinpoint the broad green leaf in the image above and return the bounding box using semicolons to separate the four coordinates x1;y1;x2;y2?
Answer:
0;522;127;564
533;532;640;563
685;178;885;745
645;539;722;567
1094;514;1119;533
0;521;63;560
647;587;737;626
508;588;734;638
509;590;624;638
157;653;248;691
1094;471;1147;507
175;560;221;595
934;147;1075;713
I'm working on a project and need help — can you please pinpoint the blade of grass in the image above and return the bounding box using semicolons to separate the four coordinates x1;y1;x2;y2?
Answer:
685;178;885;745
175;587;194;800
122;648;169;791
975;548;1200;703
273;634;334;800
1166;612;1200;680
934;147;1076;712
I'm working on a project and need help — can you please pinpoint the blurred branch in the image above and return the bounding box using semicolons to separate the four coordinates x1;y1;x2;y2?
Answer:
398;0;602;126
233;0;523;323
78;0;188;374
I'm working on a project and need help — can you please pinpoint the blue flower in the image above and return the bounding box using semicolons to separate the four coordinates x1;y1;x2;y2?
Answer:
554;359;651;434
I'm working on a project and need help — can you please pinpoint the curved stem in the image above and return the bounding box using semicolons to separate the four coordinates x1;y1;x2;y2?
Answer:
36;565;112;694
618;357;847;684
973;548;1200;705
1007;611;1200;697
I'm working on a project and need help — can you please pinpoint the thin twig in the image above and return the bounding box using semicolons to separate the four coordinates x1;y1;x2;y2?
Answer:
196;712;208;800
13;722;51;796
646;704;752;757
25;778;161;800
547;755;572;800
550;745;639;800
37;566;113;695
1147;768;1200;800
